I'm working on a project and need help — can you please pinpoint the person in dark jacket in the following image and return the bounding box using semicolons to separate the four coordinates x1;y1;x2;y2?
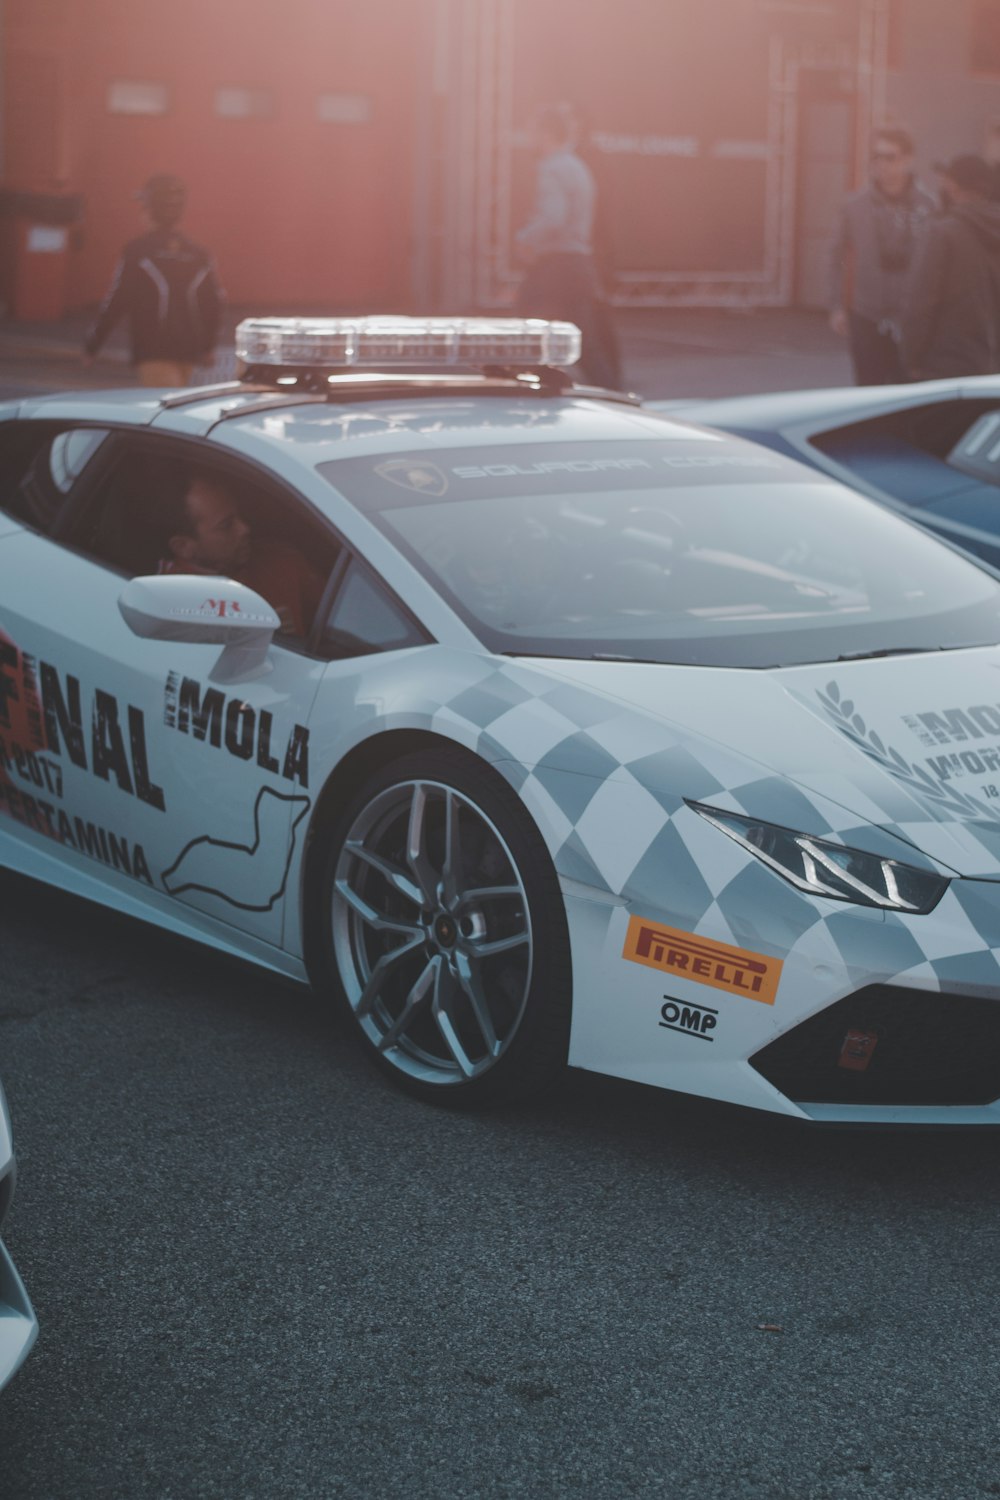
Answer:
83;174;223;387
828;128;936;385
901;154;1000;381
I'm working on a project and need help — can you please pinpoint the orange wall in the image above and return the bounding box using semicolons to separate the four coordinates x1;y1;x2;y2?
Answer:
5;0;424;310
507;0;778;276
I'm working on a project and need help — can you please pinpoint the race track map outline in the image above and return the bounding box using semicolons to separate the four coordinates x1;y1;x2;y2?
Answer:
161;787;311;911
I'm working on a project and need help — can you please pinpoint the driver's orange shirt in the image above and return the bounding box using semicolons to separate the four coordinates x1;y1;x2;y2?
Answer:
240;546;325;637
158;544;325;637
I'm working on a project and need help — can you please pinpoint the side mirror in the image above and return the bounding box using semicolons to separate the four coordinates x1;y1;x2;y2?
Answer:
118;575;280;681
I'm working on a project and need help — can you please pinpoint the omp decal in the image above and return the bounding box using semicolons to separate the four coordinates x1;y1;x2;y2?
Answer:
0;645;165;811
623;916;782;1004
161;787;310;911
659;997;718;1041
163;673;310;787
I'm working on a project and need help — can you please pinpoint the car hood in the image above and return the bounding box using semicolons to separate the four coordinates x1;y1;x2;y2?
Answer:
512;646;1000;877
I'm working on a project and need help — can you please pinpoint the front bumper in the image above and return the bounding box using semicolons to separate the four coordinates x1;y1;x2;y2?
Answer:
0;1232;36;1391
564;867;1000;1126
752;984;1000;1110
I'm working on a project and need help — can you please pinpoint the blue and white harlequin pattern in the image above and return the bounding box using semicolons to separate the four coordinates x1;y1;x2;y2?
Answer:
420;654;1000;1114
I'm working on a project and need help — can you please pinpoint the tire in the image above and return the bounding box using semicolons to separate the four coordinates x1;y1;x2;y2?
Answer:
318;747;572;1107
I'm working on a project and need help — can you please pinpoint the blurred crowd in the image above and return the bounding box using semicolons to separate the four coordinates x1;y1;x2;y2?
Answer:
82;111;1000;396
829;128;1000;385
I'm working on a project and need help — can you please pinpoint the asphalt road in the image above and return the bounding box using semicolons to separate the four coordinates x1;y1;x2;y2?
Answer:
1;355;997;1500
4;866;1000;1500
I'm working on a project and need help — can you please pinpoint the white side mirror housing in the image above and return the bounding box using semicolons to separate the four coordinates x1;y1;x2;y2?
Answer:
118;575;280;681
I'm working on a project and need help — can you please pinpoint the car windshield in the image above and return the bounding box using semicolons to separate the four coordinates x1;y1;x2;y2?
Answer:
318;440;1000;668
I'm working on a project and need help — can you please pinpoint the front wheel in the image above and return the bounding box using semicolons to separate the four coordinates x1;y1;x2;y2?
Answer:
319;748;571;1106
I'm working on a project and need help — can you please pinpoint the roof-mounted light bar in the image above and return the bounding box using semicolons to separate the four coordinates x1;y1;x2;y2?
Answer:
234;316;582;380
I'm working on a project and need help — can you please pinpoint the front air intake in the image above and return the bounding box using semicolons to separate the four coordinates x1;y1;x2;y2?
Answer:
751;985;1000;1106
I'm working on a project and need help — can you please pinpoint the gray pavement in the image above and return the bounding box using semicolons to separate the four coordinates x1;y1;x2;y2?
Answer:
617;307;853;399
4;868;1000;1500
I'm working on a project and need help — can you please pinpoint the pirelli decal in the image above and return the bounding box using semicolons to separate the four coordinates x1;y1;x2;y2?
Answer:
622;917;782;1005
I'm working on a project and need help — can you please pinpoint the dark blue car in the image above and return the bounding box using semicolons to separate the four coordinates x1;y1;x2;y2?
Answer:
653;376;1000;572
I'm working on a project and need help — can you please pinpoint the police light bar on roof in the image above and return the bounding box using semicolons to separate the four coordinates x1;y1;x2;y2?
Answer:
234;316;582;374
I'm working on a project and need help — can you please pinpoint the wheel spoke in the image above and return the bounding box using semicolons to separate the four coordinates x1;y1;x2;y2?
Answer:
356;933;426;1018
335;878;424;937
378;956;439;1052
467;930;530;959
441;789;464;908
431;968;479;1079
458;884;521;907
406;783;440;904
453;951;500;1057
345;840;423;907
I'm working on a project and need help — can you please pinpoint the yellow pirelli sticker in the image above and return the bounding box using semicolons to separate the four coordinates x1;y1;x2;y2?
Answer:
622;916;783;1005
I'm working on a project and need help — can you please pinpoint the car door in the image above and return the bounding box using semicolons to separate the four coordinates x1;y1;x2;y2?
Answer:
0;420;123;870
0;425;333;950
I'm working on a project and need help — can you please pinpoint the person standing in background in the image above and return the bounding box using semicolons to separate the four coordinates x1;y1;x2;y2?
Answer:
571;107;625;392
828;128;935;385
983;119;1000;201
83;174;224;388
902;154;1000;381
515;104;620;390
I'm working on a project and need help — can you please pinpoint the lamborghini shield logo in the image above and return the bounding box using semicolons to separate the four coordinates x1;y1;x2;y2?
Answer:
374;459;449;497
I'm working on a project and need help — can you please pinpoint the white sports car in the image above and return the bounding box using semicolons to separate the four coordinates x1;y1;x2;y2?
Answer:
5;317;1000;1123
0;1075;36;1391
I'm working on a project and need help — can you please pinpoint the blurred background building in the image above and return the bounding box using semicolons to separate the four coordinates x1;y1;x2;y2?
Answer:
2;0;1000;318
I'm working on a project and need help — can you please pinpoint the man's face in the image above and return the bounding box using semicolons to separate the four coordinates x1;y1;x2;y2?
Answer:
174;479;251;572
872;138;912;196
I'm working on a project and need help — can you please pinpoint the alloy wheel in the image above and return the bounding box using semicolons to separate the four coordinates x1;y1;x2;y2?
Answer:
331;778;534;1085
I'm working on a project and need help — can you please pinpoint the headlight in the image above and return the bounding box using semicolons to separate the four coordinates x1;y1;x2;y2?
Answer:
687;801;949;914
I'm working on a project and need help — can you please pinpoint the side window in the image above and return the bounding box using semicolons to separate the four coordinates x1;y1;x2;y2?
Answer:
61;446;176;575
0;423;110;532
319;560;429;659
62;444;343;646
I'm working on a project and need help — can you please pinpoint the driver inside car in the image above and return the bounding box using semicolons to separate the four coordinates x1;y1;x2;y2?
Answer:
155;473;325;637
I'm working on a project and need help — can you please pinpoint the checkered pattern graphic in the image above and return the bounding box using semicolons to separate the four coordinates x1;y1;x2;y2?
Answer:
419;657;1000;1002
